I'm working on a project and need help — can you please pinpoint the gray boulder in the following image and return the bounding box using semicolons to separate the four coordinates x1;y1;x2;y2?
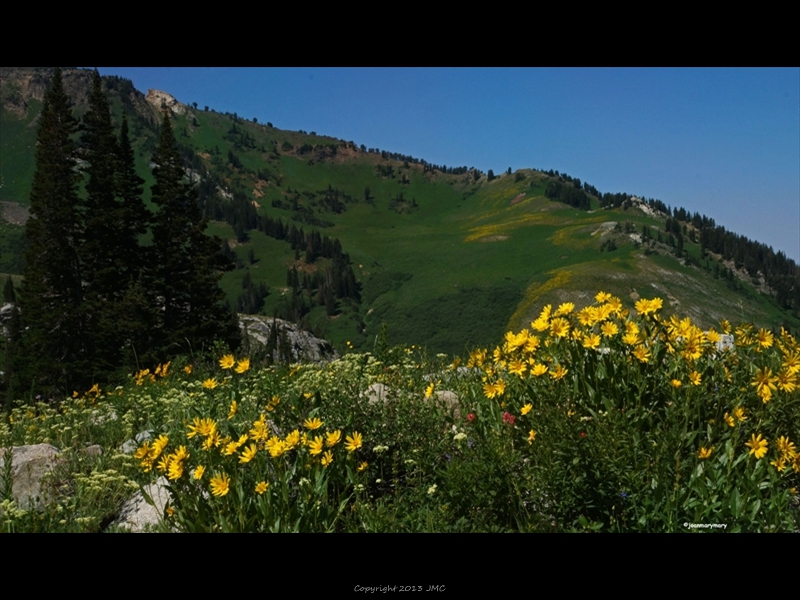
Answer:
0;444;61;510
112;476;172;532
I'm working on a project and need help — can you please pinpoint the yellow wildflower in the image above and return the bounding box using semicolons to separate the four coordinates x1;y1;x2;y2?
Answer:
698;447;714;459
755;329;774;349
745;434;768;459
776;369;797;393
284;429;301;450
210;472;230;497
308;435;324;456
345;431;363;453
239;443;258;463
521;403;532;416
600;322;618;338
549;317;570;339
595;291;611;303
583;333;601;350
235;358;250;374
777;436;797;460
304;417;324;430
325;430;342;447
227;400;238;420
321;450;334;467
509;359;527;377
632;345;651;363
555;302;575;316
219;354;235;369
202;378;218;390
752;367;777;402
168;459;184;480
255;481;269;494
530;363;548;377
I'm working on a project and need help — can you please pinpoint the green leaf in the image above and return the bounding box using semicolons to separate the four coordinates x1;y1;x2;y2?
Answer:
749;499;761;521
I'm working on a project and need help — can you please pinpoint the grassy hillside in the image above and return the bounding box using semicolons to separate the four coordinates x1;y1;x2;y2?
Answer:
2;68;798;359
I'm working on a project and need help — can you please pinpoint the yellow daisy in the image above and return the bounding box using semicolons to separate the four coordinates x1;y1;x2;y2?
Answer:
325;430;342;447
219;354;235;370
308;435;324;456
698;446;714;459
303;417;324;430
210;472;230;497
345;431;363;453
745;434;768;459
239;443;258;463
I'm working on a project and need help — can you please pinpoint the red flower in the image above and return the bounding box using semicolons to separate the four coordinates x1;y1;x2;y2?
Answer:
467;413;476;422
502;411;515;425
579;431;586;438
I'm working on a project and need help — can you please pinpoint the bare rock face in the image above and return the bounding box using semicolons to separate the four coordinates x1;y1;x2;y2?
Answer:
238;315;338;363
146;89;187;116
0;444;62;510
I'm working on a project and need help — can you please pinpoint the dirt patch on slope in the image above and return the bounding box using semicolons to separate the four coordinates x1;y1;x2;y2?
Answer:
1;201;30;225
510;193;526;206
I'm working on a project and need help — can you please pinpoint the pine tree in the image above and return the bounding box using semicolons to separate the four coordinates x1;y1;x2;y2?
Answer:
149;110;240;358
80;70;126;373
116;115;150;278
13;68;88;398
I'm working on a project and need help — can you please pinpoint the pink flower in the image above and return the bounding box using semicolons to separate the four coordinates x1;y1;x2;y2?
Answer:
580;431;586;438
467;413;476;422
502;412;515;425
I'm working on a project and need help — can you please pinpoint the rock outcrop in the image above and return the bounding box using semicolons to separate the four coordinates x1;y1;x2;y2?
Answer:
146;89;188;116
238;315;338;363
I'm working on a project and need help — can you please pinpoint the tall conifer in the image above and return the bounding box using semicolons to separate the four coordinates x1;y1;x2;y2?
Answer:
81;69;124;373
80;71;152;373
149;110;239;357
13;68;88;397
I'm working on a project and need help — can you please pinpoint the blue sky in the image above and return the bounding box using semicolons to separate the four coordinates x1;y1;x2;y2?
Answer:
96;67;800;262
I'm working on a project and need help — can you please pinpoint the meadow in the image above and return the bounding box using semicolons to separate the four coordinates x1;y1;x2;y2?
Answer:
2;293;798;532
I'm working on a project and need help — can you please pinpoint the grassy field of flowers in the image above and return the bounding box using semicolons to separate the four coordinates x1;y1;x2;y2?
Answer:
2;292;799;532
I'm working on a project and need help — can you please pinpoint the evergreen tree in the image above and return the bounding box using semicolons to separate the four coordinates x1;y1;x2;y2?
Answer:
148;111;240;358
13;68;88;398
80;70;127;373
3;276;15;303
116;115;150;275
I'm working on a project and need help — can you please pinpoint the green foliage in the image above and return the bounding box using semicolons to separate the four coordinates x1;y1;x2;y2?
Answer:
2;299;800;531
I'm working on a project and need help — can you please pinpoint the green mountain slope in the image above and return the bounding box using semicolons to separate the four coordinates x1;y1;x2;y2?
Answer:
2;67;798;357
